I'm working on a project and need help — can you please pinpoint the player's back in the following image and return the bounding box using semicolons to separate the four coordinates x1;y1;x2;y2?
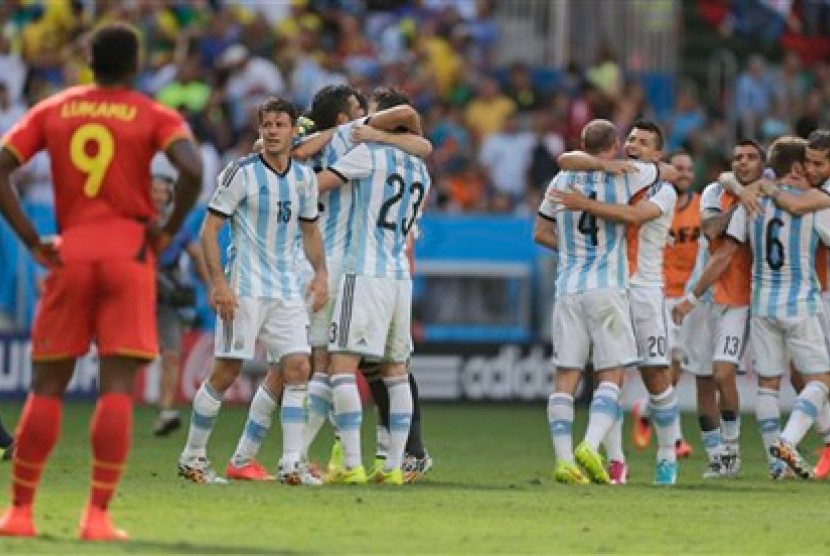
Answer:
553;170;636;297
664;192;701;297
344;143;430;279
742;193;824;318
701;182;751;306
3;84;189;261
626;181;677;288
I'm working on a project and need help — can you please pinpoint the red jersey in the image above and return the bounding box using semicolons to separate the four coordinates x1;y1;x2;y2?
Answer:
663;193;701;297
2;85;190;261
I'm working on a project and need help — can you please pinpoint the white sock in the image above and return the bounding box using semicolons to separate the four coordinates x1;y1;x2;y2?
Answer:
650;386;680;463
384;376;413;471
701;428;723;461
231;384;279;467
755;387;781;465
280;384;307;467
584;382;620;451
548;393;575;464
635;397;651;419
160;408;180;420
182;382;223;460
782;381;829;446
721;413;741;450
602;405;625;463
814;394;830;444
303;373;332;458
376;424;389;459
332;374;363;469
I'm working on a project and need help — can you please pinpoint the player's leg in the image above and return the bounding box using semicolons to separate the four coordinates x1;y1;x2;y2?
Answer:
403;371;432;482
227;362;282;481
773;316;830;479
751;317;787;477
279;352;320;485
304;346;334;461
0;411;13;460
668;298;692;457
154;305;183;436
179;296;259;482
711;306;748;476
0;360;75;538
362;360;390;474
1;262;94;537
548;294;589;484
578;289;639;484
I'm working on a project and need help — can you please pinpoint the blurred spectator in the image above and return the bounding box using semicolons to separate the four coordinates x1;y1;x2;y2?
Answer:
0;36;26;105
219;43;286;132
734;55;774;139
794;88;825;138
504;62;543;113
802;0;830;37
586;43;622;102
0;83;26;136
528;112;564;191
773;51;808;122
478;112;535;209
664;83;706;152
156;55;211;114
464;76;516;143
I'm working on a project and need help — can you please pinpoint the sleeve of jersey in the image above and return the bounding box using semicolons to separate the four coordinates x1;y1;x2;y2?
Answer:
537;178;559;221
700;183;722;214
153;102;194;151
814;209;830;246
208;164;246;217
299;170;320;222
725;205;747;243
648;183;677;216
328;143;373;182
1;103;47;164
628;161;659;196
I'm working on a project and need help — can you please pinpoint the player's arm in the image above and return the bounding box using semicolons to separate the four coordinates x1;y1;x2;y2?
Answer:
556;152;637;175
548;188;661;226
351;125;433;158
316;143;373;193
163;138;203;239
292;129;335;160
533;213;558;250
701;204;739;241
0;148;59;267
184;240;211;285
769;185;830;215
300;220;328;312
199;211;237;321
368;105;423;136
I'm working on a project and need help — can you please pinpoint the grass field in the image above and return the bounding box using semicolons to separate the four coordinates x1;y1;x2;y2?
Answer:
0;401;829;554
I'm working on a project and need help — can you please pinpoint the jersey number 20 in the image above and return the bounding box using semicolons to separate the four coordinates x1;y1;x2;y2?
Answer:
69;123;115;198
378;172;424;236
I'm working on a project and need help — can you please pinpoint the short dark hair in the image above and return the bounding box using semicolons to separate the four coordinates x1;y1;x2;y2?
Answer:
257;96;298;125
807;129;830;157
581;119;617;155
308;85;355;130
767;135;807;177
668;149;691;161
631;119;664;151
90;23;141;84
735;138;766;161
355;90;368;114
372;87;412;111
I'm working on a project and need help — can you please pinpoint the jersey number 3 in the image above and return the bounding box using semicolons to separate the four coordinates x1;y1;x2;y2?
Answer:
70;123;115;198
378;172;424;236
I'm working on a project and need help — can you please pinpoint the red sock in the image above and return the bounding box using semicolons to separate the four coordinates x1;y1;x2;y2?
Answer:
11;394;62;507
89;393;132;510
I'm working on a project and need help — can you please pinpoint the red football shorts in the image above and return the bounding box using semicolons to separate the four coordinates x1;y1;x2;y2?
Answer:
31;258;157;361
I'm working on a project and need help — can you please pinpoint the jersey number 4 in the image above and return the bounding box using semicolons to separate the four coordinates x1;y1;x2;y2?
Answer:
378;172;425;235
69;123;115;198
577;192;599;246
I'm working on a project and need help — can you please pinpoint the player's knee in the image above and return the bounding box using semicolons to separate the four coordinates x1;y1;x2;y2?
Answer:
380;362;406;378
282;355;311;385
209;358;243;392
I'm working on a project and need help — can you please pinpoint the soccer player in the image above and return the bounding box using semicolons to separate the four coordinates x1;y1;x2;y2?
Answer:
552;120;682;485
631;150;698;459
673;140;764;479
538;119;675;485
684;136;830;479
315;89;432;485
0;23;202;540
177;97;327;486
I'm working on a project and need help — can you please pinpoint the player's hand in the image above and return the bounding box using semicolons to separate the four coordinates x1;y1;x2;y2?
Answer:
601;160;638;175
210;280;238;321
252;137;263;153
146;222;173;254
671;299;694;326
738;182;764;216
306;272;328;313
30;235;62;269
351;125;384;144
549;188;590;211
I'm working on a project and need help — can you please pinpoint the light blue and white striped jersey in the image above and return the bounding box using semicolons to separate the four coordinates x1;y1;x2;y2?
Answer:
295;118;366;274
538;162;659;298
330;142;430;279
209;154;319;300
685;234;713;302
727;191;830;318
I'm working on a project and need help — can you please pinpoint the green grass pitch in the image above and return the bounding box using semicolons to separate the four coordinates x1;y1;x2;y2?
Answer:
1;401;830;554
